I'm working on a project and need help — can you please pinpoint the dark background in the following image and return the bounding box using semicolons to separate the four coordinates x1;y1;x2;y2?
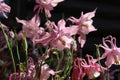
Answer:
2;0;120;54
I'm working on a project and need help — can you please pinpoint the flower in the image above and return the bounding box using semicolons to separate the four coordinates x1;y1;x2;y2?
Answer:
16;14;45;45
34;19;75;50
82;54;105;79
100;35;120;68
72;58;85;80
72;55;105;80
34;0;64;18
0;0;11;18
68;9;97;47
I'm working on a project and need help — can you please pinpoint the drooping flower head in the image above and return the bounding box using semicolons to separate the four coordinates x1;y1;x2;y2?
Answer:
72;55;105;80
100;35;120;68
34;0;64;18
82;54;105;79
72;58;85;80
68;9;97;47
0;0;11;18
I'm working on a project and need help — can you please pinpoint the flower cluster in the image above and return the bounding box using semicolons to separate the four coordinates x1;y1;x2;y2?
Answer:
0;0;120;80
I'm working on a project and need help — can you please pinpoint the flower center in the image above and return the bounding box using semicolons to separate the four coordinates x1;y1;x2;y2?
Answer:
113;55;120;65
59;37;66;45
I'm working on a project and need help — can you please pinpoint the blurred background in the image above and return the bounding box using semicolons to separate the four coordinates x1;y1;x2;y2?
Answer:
1;0;120;54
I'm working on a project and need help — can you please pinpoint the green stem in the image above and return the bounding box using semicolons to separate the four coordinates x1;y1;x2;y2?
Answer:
14;31;21;63
106;67;110;80
56;51;60;71
95;44;101;65
45;46;48;54
1;26;16;73
60;51;64;65
16;40;20;63
22;36;28;69
44;10;48;22
39;46;43;56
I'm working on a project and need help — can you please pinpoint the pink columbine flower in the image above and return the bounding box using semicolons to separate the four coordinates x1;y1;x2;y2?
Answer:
34;0;64;18
68;9;97;47
82;54;105;79
0;0;11;18
100;35;120;68
72;58;85;80
35;19;74;50
16;15;44;41
49;19;74;50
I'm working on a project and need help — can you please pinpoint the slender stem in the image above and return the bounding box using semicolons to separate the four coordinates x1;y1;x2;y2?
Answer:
44;10;48;22
22;36;28;69
16;40;20;63
14;31;21;63
95;44;101;65
45;46;48;54
106;67;110;80
56;51;60;71
39;46;43;56
60;51;64;65
1;26;16;73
